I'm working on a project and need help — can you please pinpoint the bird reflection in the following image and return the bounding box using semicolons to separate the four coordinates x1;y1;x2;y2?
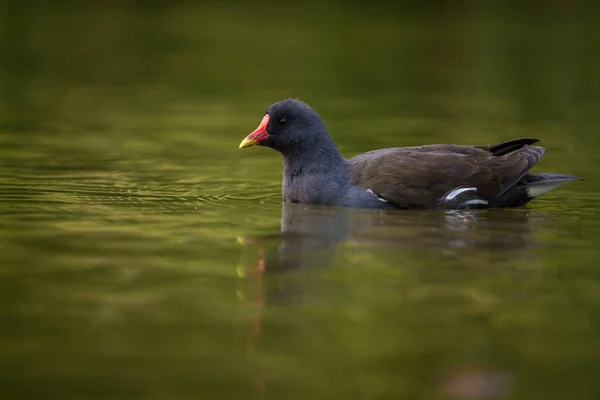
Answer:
237;203;539;396
238;202;540;274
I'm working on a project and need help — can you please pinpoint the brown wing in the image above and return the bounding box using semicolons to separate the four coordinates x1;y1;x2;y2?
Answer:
349;138;544;209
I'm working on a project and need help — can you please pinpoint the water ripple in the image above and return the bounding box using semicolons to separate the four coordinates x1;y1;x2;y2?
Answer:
0;178;282;213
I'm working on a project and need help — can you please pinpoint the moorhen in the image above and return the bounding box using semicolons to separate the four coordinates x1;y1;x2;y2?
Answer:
239;99;581;209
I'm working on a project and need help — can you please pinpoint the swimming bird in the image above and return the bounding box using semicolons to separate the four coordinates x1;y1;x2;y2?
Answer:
239;99;581;209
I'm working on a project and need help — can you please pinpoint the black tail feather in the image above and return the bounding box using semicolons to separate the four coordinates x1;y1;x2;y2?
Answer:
488;138;541;156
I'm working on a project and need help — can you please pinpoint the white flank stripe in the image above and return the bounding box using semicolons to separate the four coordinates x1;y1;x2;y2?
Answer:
462;199;488;207
367;189;389;203
445;187;477;201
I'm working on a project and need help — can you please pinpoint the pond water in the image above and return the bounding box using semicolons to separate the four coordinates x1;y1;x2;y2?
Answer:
2;2;600;399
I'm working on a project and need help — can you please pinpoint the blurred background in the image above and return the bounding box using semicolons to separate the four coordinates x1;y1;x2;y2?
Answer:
2;1;600;399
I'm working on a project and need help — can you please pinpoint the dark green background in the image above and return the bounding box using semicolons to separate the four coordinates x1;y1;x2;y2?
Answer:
1;2;599;399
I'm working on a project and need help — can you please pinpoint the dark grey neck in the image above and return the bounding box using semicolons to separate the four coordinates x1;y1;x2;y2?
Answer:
282;135;346;176
281;135;350;205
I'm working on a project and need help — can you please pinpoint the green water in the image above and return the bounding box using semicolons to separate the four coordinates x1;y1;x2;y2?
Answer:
2;2;600;399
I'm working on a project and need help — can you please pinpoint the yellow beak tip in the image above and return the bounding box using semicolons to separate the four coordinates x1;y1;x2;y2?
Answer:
239;137;257;149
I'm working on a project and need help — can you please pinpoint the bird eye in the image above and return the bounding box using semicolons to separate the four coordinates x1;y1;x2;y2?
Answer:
278;118;287;126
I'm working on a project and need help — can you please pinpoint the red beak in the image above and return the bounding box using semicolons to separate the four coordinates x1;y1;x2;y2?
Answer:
239;115;270;148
